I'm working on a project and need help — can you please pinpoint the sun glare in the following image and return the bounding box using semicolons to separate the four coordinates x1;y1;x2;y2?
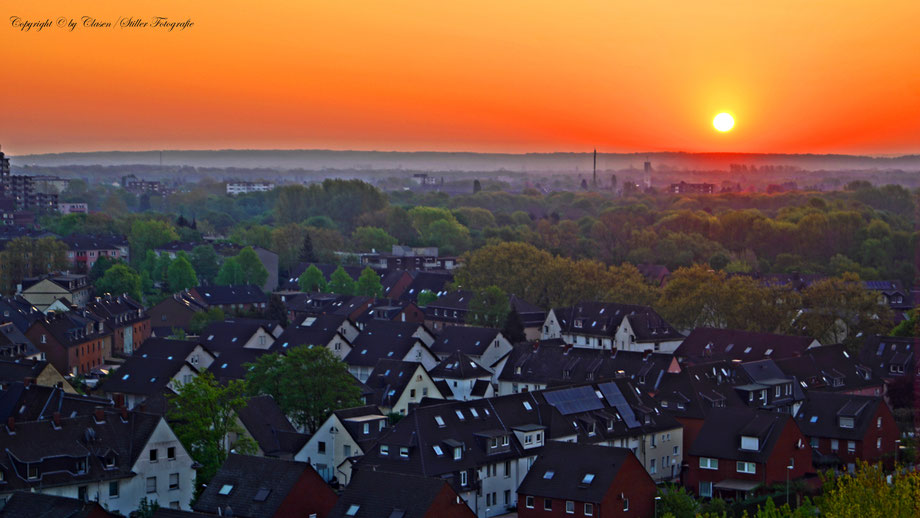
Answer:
713;113;734;132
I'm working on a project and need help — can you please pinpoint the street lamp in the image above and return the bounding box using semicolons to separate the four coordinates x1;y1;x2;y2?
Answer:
786;463;794;507
896;439;901;468
654;496;661;518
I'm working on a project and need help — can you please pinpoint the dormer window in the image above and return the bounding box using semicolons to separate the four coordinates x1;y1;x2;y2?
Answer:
839;416;855;429
400;447;409;458
76;458;87;474
380;445;389;456
740;436;759;451
28;464;39;480
453;446;462;460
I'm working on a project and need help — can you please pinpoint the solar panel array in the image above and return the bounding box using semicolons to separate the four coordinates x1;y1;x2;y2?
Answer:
543;386;604;415
597;382;641;428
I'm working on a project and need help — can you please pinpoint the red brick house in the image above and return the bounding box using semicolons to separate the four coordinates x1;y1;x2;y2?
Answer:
193;454;337;518
328;469;476;518
85;295;150;356
147;290;207;335
795;393;899;471
517;441;657;518
190;284;267;314
685;408;814;501
25;312;111;376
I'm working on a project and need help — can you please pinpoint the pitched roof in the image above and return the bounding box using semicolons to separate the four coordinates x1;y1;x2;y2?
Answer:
0;409;161;491
0;295;44;334
858;335;919;380
59;234;127;251
363;360;426;407
0;382;112;422
199;319;276;352
327;469;473;518
498;341;673;391
675;328;816;365
193;454;329;517
429;326;501;357
0;491;113;518
398;271;453;303
271;324;342;353
553;301;678;340
777;344;879;393
30;312;111;348
98;354;191;397
192;285;267;306
688;407;793;463
517;441;634;503
345;321;430;367
0;358;47;383
795;392;885;441
429;351;491;380
236;395;308;457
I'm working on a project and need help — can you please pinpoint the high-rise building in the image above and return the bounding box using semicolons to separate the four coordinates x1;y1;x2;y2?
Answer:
0;147;58;212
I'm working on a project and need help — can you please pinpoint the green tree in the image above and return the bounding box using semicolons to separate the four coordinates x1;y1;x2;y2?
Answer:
189;307;226;335
0;237;69;293
246;346;362;433
236;246;268;288
89;256;118;282
352;226;398;252
891;308;920;337
129;219;179;266
656;485;699;518
166;371;254;485
299;233;317;263
355;266;384;297
215;257;245;286
819;461;920;518
167;255;198;293
502;307;526;343
271;223;306;273
327;266;356;295
298;264;327;292
190;245;220;283
95;263;143;301
794;273;893;350
417;289;438;307
465;286;510;328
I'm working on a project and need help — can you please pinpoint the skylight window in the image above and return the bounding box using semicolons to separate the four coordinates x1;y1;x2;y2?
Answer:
470;408;479;418
207;335;214;341
433;445;443;456
346;504;360;516
231;337;237;342
765;349;773;356
744;347;752;354
218;484;233;495
384;369;391;376
810;416;818;423
122;374;130;380
435;415;445;427
361;349;367;355
582;473;595;484
543;470;554;479
455;410;465;420
523;401;533;411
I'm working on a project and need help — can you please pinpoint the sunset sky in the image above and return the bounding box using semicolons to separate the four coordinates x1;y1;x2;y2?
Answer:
3;1;920;156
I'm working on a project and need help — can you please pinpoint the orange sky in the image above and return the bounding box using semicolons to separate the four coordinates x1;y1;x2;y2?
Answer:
3;1;920;156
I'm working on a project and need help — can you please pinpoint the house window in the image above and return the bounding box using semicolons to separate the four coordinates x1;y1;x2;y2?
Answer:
167;447;176;460
877;438;882;449
740;436;759;451
109;481;119;498
699;457;718;470
736;461;756;474
146;476;157;493
544;498;553;511
78;486;88;502
810;437;819;449
877;417;882;429
169;473;179;490
699;481;713;498
318;442;326;454
525;496;534;508
410;389;416;398
400;447;409;458
504;460;511;477
149;449;158;462
344;444;351;457
840;417;854;429
650;458;657;474
831;439;839;451
847;441;856;453
380;445;389;456
623;498;629;511
585;503;594;515
453;447;462;460
775;386;781;397
27;465;38;480
460;470;468;486
566;500;574;513
363;423;370;434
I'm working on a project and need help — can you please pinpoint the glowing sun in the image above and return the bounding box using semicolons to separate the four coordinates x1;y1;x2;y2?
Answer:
713;112;734;132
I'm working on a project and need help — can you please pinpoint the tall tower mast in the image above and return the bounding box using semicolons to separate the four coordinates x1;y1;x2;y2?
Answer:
592;149;597;188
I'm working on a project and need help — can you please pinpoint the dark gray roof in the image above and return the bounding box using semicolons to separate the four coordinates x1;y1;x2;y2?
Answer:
328;469;473;518
675;328;816;365
429;326;501;357
795;392;885;441
429;351;490;380
776;344;879;393
193;454;327;517
236;395;308;457
0;491;112;518
363;360;425;408
200;319;276;352
554;301;678;340
98;354;192;397
345;321;430;367
193;285;267;306
858;335;919;380
517;441;634;503
688;407;792;463
0;382;112;422
271;325;342;353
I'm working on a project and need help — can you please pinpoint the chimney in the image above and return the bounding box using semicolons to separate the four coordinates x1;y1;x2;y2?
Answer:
23;377;35;387
6;417;13;433
94;407;105;423
52;412;61;427
120;406;128;421
642;350;652;361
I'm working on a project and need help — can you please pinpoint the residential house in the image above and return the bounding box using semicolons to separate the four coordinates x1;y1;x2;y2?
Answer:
776;345;882;397
344;321;437;382
97;341;204;411
542;302;683;353
199;318;282;354
493;342;677;397
295;405;390;485
0;381;112;422
189;285;268;314
85;294;150;356
0;491;114;517
0;295;44;334
233;395;309;460
430;326;513;373
517;441;657;518
147;291;208;336
858;335;917;383
0;408;196;514
328;469;476;518
21;274;91;310
353;299;426;330
429;351;494;401
193;454;337;518
398;271;452;304
270;323;351;360
509;295;547;342
795;393;898;472
0;358;75;392
423;290;473;331
25;312;111;376
60;235;129;272
363;359;444;415
0;322;40;359
673;328;819;366
685;407;814;501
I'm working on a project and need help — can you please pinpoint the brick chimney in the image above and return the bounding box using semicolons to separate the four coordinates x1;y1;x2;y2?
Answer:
6;417;14;433
94;407;105;423
23;377;35;387
52;412;61;427
120;406;128;421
